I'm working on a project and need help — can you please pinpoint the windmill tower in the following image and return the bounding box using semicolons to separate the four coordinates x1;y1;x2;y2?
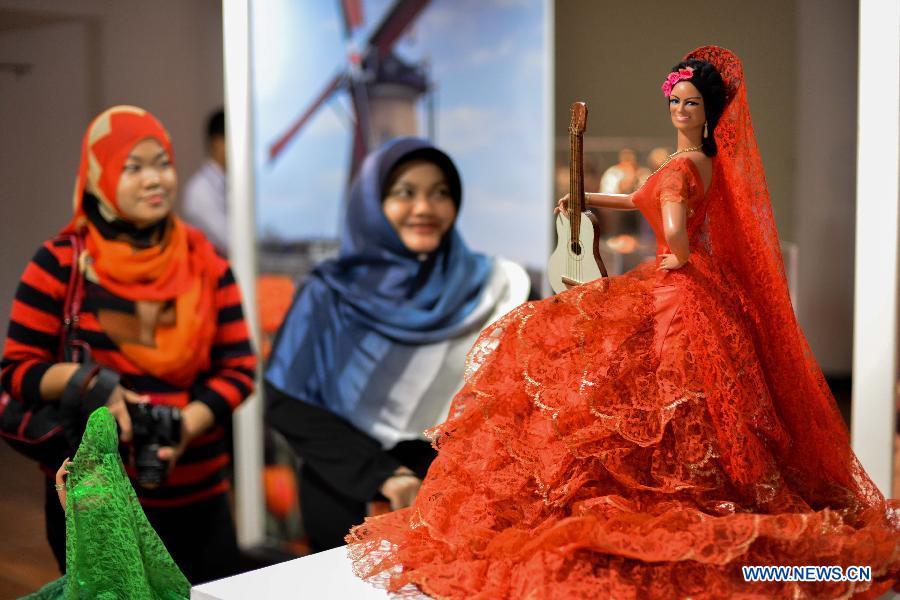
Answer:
268;0;433;181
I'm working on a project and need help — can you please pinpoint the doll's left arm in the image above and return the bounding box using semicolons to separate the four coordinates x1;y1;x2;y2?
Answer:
662;202;690;267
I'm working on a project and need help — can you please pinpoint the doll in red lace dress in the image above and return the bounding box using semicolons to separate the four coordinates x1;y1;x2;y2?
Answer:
347;46;900;599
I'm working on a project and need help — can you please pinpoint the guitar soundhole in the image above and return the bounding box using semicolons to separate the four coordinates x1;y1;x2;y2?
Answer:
570;241;583;256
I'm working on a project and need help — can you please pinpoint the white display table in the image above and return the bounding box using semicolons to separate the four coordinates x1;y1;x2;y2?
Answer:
191;551;900;600
191;547;390;599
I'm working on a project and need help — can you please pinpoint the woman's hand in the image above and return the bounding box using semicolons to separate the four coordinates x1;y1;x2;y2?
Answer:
658;253;688;270
379;467;422;511
55;458;73;509
154;401;215;483
105;385;149;443
555;194;569;215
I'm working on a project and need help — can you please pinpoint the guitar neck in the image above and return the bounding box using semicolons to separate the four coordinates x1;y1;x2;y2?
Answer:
568;128;585;243
565;101;587;245
569;131;585;213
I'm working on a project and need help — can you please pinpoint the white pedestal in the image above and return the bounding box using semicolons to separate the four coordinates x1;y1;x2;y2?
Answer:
191;547;390;599
191;550;900;599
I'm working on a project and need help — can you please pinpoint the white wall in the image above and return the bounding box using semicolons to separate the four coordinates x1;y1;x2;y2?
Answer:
794;0;858;374
0;0;223;336
851;0;899;496
0;20;91;334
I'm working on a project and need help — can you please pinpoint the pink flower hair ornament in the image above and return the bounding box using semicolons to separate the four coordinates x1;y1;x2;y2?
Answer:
661;67;695;97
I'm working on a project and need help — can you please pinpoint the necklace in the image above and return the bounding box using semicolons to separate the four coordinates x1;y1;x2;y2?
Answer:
672;143;703;155
646;144;703;181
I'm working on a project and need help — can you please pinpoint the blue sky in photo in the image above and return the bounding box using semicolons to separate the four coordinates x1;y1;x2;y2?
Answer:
251;0;550;269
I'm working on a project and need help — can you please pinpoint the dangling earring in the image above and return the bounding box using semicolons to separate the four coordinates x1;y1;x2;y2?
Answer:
703;121;709;139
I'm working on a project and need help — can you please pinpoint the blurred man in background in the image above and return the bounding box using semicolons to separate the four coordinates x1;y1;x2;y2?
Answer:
183;109;228;255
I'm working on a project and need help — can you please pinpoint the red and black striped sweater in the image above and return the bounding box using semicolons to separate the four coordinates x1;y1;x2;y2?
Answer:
2;235;257;507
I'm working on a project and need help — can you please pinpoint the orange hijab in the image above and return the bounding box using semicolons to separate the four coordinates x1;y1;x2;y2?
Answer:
64;105;218;388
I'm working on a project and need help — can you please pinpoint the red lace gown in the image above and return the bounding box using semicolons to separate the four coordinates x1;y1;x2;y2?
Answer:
347;156;900;599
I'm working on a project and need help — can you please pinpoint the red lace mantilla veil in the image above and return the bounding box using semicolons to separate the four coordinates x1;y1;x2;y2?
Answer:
692;46;882;507
346;46;898;599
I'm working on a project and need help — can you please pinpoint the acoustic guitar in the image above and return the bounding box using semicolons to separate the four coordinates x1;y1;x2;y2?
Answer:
547;102;608;293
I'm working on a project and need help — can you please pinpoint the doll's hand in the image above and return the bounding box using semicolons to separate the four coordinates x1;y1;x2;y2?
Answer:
379;468;422;511
55;458;73;509
555;194;569;215
658;253;688;270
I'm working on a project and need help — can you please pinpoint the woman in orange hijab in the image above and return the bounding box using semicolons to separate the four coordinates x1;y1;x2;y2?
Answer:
2;105;257;584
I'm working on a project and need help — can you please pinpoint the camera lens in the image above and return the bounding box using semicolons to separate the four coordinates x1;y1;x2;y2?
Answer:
134;442;166;487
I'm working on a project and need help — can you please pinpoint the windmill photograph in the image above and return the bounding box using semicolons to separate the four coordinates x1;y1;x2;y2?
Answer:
251;0;551;282
268;0;434;182
249;0;551;541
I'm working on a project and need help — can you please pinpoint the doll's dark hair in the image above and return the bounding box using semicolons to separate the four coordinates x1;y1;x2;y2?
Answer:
669;59;726;156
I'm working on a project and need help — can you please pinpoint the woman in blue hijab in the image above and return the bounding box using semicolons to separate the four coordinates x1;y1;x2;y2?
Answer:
265;137;510;552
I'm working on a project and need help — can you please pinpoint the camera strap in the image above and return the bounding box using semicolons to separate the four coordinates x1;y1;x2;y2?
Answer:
82;369;120;414
59;366;119;449
61;233;88;362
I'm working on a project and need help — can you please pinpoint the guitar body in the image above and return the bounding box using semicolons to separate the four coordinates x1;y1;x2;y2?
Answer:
548;210;605;294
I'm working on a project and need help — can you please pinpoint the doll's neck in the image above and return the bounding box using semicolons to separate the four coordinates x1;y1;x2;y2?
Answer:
675;130;702;152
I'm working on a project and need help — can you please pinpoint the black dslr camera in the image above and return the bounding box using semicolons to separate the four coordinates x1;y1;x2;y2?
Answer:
59;365;183;486
126;401;182;487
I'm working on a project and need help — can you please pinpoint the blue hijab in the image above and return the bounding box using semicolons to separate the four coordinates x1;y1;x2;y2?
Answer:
266;137;494;425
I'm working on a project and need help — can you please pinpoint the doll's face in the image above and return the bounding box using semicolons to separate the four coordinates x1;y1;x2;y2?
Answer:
382;160;457;254
668;81;706;135
116;138;177;228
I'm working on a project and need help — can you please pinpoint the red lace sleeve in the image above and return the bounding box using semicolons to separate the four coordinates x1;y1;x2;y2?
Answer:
657;158;698;207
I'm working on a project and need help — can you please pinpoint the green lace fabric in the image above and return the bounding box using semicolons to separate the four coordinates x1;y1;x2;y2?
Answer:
22;407;190;600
